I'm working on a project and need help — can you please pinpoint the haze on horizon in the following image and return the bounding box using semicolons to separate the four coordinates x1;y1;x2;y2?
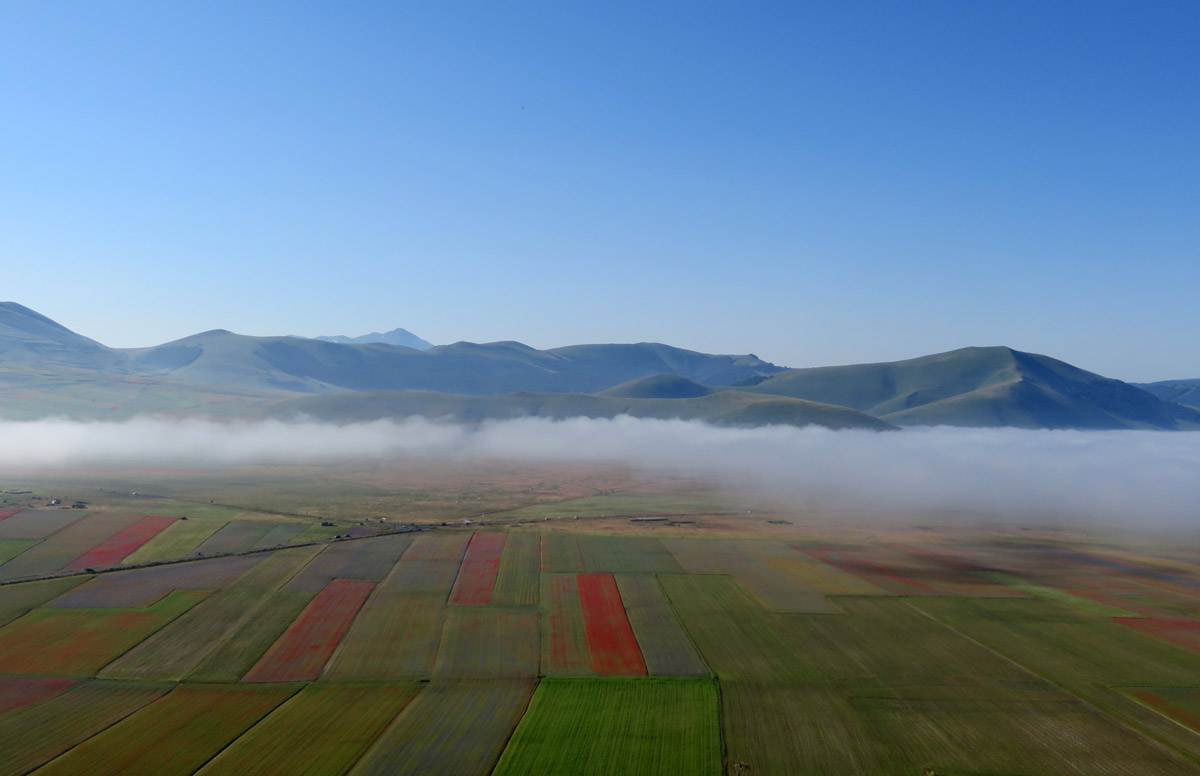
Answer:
2;2;1197;381
3;416;1199;532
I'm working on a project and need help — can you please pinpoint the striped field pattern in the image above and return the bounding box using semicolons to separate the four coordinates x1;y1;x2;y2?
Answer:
578;572;647;676
242;578;376;682
65;516;177;569
450;532;506;605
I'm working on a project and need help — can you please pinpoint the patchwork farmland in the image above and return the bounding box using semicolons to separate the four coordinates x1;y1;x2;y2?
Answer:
3;469;1200;774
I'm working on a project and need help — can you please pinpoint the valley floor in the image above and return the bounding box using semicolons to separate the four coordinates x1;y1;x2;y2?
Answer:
2;460;1200;774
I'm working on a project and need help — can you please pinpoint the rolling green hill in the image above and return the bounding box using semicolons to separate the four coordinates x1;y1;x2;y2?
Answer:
742;347;1200;430
599;374;714;399
265;389;896;430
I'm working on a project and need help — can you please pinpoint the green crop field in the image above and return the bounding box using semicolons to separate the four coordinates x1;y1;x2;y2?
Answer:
0;589;207;674
494;491;727;521
324;591;447;679
0;680;168;775
6;466;1200;774
541;573;592;675
119;518;226;564
614;574;708;677
0;513;141;580
195;684;418;776
187;590;316;683
491;532;540;606
0;575;86;628
541;533;585;572
31;685;295;776
0;537;38;565
578;535;683;573
493;678;720;775
101;546;322;680
665;539;845;611
659;573;823;682
978;570;1143;616
351;680;535;775
434;608;540;679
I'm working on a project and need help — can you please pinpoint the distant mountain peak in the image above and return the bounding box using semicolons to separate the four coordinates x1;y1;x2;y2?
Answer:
312;327;433;350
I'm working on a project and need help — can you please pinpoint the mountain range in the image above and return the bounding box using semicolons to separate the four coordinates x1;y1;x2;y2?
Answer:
2;301;1197;431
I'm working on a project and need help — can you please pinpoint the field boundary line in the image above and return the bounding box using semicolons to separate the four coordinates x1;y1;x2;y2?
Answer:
1120;687;1200;742
0;524;429;587
652;574;715;678
20;680;172;776
192;544;326;680
905;600;1200;768
487;677;542;775
186;684;304;775
92;589;214;676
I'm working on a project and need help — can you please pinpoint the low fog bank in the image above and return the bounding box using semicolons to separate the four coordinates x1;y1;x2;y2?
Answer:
2;416;1199;529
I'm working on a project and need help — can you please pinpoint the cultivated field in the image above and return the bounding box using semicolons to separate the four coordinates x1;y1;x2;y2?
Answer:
2;459;1200;774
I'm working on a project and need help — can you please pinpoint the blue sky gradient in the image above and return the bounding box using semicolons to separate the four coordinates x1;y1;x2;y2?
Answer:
2;1;1197;380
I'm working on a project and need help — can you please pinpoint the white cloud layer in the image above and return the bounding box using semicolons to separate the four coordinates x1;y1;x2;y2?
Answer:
3;417;1199;529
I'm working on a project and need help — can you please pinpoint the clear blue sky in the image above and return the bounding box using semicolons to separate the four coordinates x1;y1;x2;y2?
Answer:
2;1;1197;381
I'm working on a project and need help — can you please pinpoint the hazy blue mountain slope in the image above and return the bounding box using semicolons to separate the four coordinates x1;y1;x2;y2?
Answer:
266;389;895;430
545;343;782;388
1136;379;1200;410
5;303;1198;431
0;301;132;373
313;328;433;350
743;346;1200;430
123;332;783;395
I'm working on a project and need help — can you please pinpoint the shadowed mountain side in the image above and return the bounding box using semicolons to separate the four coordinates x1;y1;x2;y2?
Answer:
743;346;1200;430
0;301;133;373
120;331;783;395
1136;379;1200;411
265;390;896;430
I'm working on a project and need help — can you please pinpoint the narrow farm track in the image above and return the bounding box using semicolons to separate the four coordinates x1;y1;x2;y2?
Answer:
0;485;727;589
0;525;428;588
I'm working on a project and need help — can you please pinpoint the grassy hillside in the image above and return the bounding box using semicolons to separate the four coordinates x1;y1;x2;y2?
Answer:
743;346;1200;430
265;389;896;430
0;302;132;373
